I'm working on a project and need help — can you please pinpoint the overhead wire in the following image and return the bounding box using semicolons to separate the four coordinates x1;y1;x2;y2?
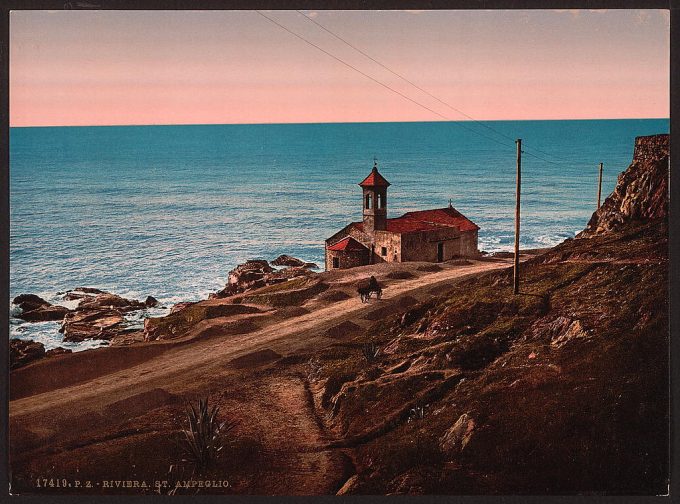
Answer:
257;10;572;167
255;11;518;152
294;10;573;166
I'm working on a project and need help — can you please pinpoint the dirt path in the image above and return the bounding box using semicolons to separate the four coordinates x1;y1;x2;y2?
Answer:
11;259;512;421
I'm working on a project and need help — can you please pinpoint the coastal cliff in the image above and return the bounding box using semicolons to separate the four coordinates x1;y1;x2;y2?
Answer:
580;134;668;236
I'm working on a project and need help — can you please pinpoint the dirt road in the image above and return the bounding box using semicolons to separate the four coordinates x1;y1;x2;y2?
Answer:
11;259;513;421
10;258;519;495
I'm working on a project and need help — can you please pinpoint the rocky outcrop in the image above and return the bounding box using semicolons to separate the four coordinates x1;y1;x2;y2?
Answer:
271;254;318;269
170;302;196;314
76;292;146;312
57;290;155;342
580;134;668;237
144;303;262;341
60;309;127;342
211;258;316;298
210;260;275;298
528;315;590;348
439;413;475;456
10;338;46;370
336;475;361;495
13;289;158;343
144;296;160;308
45;347;72;357
12;294;70;322
272;254;303;267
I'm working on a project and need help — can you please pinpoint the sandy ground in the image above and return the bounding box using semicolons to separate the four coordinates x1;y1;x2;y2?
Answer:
9;257;514;494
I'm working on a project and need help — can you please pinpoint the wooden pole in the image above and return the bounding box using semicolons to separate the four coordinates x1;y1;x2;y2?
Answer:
597;162;603;209
513;139;522;295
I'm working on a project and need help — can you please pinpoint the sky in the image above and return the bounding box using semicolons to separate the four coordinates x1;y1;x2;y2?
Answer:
9;9;670;127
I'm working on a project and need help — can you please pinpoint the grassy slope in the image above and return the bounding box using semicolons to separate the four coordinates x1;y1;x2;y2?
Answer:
311;220;668;494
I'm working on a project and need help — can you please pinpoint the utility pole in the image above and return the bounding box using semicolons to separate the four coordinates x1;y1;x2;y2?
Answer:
597;162;603;209
513;139;522;295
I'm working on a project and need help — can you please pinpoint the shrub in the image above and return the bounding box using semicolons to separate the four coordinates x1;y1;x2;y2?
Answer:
408;404;426;423
178;397;237;469
362;341;380;363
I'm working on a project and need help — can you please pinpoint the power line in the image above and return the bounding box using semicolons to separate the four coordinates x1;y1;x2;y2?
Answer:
255;10;517;151
296;10;514;145
294;10;572;166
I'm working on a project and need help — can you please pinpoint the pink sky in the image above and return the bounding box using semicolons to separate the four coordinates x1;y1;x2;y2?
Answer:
10;9;670;127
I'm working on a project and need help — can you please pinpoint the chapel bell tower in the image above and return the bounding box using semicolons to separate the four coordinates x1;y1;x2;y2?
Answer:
358;160;390;235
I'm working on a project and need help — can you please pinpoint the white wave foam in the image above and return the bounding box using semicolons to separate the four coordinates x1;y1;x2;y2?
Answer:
9;303;22;318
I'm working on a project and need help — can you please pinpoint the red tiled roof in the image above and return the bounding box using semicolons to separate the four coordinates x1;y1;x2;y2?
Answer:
359;167;391;188
327;236;367;251
349;207;479;235
400;207;480;232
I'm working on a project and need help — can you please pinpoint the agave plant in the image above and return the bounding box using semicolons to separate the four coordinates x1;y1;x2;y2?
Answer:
407;404;426;423
362;341;380;363
178;397;237;469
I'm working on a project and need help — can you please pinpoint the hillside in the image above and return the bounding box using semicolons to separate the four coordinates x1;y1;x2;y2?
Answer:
307;134;669;494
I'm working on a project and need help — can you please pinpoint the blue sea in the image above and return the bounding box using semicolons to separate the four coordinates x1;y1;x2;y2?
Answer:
9;119;669;350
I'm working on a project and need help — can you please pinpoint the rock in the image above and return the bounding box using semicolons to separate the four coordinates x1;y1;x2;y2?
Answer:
20;304;70;322
212;259;317;298
580;134;668;237
10;338;46;370
448;259;472;266
318;290;352;302
271;254;307;267
528;315;590;348
74;287;106;294
170;302;195;314
400;302;434;328
46;347;72;357
439;413;475;455
266;266;313;282
144;295;160;308
336;475;361;495
77;293;146;312
61;309;126;342
144;303;262;341
386;270;415;280
220;260;274;295
13;294;50;312
416;264;442;272
12;294;70;322
549;317;589;348
230;259;273;283
63;291;95;301
109;330;145;346
387;469;427;495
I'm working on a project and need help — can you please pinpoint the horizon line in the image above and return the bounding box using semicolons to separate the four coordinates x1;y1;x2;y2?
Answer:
9;117;671;129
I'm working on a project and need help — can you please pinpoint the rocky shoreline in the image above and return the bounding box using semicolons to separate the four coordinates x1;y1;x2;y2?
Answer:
10;254;321;369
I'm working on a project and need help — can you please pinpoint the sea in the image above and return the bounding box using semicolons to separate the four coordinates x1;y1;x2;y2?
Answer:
9;119;669;351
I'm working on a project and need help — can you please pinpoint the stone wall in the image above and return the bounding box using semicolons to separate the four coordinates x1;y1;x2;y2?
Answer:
374;231;402;263
325;248;369;270
326;224;370;248
459;230;479;257
403;228;466;262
